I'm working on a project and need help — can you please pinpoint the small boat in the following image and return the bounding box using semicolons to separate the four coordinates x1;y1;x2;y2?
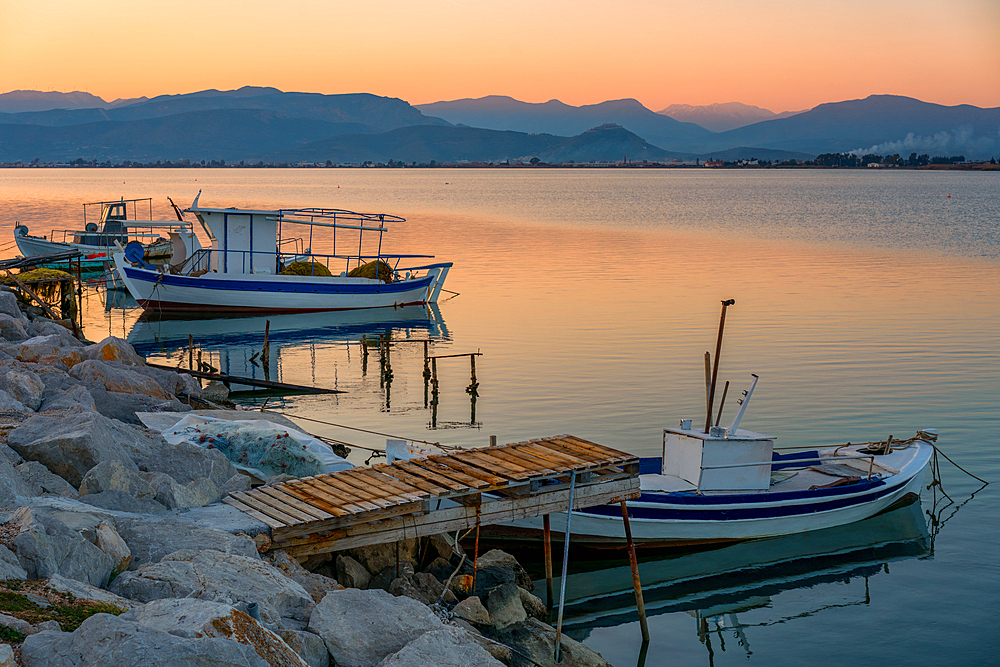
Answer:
15;197;201;273
492;300;935;549
113;192;452;314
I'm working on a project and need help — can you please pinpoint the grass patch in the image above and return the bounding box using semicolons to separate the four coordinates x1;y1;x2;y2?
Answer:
0;591;38;613
0;626;25;643
0;581;126;642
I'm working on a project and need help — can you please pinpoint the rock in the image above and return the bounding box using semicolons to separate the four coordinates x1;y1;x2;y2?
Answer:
0;644;13;667
308;588;443;667
169;503;272;542
202;381;230;402
369;561;415;592
0;368;44;410
122;598;308;667
335;553;371;589
424;556;456;582
519;587;548;621
8;411;160;487
39;384;96;413
428;532;464;560
477;550;534;590
0;444;21;466
112;516;260;568
0;453;36;508
265;551;344;604
453;596;490;625
474;565;516;598
0;389;28;412
76;489;169;514
24;592;50;608
33;366;82;401
0;292;24;320
0;313;31;342
26;320;82;348
87;385;190;425
20;613;271;667
452;619;513;664
109;549;314;627
95;520;132;577
496;618;613;667
220;472;252;496
0;335;74;364
45;573;141;610
142;472;221;509
277;629;330;667
34;619;61;632
101;361;202;399
7;506;114;587
70;359;173;399
0;545;28;579
82;337;145;366
346;538;420;576
79;460;155;499
0;611;34;636
377;625;506;667
138;439;238;488
389;571;455;606
17;460;78;498
486;583;526;629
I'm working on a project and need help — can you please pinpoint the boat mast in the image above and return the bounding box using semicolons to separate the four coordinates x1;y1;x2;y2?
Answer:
705;299;736;433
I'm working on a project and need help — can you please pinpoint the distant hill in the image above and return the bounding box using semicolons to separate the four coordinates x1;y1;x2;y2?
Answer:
538;124;689;163
416;96;712;150
658;102;805;132
695;95;1000;158
0;90;148;113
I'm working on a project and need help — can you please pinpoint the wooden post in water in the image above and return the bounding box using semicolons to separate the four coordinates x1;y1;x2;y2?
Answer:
543;514;554;611
620;500;649;642
423;341;430;408
188;335;194;371
263;320;271;383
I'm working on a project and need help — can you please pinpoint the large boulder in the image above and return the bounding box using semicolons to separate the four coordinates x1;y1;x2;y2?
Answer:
82;337;145;365
142;472;221;509
6;506;114;587
345;538;420;576
7;410;162;486
0;291;24;320
0;545;28;580
95;520;132;577
0;454;36;508
16;460;78;498
377;625;506;667
138;439;238;488
0;313;30;342
109;549;314;627
278;629;330;667
486;583;526;629
477;549;534;590
0;389;28;412
102;360;202;398
493;617;612;667
70;359;173;400
335;553;372;589
265;550;344;604
39;384;96;413
122;598;308;667
0;368;43;410
20;613;271;667
45;573;141;610
79;460;155;499
76;489;169;515
308;588;442;667
87;385;190;425
0;335;73;364
26;320;83;347
111;516;259;568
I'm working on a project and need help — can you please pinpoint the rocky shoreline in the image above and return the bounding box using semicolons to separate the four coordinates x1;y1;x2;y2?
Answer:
0;287;612;667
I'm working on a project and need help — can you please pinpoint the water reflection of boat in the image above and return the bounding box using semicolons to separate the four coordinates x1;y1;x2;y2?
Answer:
125;304;448;388
540;499;929;633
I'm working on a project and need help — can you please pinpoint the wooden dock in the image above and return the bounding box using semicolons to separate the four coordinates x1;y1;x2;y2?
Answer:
223;435;640;558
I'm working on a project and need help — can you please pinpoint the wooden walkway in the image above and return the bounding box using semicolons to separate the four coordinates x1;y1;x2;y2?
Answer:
223;435;640;558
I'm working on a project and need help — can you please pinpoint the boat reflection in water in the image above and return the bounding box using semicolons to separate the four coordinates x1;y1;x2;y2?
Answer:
542;500;930;662
122;302;449;393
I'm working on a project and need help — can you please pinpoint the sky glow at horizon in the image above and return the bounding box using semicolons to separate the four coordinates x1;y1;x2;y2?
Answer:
0;0;997;111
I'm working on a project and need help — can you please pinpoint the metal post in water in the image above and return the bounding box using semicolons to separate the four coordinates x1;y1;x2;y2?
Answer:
705;299;735;433
620;500;649;642
554;470;576;663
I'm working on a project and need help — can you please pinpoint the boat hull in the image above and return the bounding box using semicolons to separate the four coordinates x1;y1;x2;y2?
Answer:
491;442;932;550
115;257;452;314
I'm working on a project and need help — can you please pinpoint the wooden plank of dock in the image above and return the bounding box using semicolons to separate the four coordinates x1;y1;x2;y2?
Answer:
223;434;640;556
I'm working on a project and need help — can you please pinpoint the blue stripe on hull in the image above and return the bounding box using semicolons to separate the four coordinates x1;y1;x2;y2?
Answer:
122;267;435;295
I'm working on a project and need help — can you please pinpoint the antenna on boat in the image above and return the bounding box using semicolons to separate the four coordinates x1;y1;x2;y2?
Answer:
729;374;759;433
705;299;735;433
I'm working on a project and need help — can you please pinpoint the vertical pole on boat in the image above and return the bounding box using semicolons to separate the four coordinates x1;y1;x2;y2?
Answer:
714;381;730;427
620;500;649;642
554;470;576;663
543;514;554;611
705;299;736;433
704;352;712;420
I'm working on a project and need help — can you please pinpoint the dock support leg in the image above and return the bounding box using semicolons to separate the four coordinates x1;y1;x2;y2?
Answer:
554;470;576;663
620;500;649;643
543;514;554;611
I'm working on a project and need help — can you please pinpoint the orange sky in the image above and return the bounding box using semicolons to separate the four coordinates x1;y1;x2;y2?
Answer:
1;0;997;111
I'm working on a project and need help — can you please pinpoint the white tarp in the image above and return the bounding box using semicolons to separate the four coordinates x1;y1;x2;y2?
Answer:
161;414;353;480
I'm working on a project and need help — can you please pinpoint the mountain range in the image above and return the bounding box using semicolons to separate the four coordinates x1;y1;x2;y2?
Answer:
0;88;997;164
657;102;805;132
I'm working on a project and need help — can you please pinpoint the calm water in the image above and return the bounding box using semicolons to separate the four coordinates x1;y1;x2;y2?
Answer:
1;169;998;666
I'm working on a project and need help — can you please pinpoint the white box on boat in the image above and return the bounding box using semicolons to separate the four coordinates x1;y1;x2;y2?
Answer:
662;426;775;492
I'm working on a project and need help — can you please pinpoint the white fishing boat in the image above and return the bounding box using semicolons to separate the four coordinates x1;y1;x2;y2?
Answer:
113;193;452;314
489;300;935;549
15;197;201;272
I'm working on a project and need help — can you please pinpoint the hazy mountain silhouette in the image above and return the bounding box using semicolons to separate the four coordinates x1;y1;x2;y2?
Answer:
0;90;147;113
416;96;711;149
695;95;1000;157
658;102;805;132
